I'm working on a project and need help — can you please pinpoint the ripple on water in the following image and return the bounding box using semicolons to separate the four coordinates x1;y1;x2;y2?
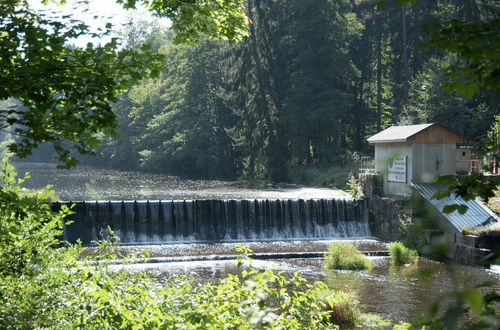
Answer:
13;162;351;200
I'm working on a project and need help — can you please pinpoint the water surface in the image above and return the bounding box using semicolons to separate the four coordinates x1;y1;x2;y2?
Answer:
113;255;499;324
14;162;351;200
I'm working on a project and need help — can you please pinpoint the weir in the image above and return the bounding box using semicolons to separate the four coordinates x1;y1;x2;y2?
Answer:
56;198;370;244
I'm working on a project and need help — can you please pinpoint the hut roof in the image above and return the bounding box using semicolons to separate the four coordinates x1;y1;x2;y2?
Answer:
367;123;463;144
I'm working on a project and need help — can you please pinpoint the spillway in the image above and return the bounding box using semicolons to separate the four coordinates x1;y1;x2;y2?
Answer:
56;198;370;244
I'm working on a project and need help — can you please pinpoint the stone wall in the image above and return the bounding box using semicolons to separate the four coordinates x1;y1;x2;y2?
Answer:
453;233;495;267
366;196;410;241
359;173;410;241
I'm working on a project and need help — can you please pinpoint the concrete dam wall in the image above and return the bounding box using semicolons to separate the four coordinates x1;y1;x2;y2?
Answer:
56;198;371;244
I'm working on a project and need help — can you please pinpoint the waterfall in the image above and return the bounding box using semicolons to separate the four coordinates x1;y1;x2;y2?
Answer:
55;198;370;244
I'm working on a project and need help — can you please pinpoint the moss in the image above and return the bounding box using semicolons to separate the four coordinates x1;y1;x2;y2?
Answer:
323;242;372;271
389;241;418;266
461;225;500;237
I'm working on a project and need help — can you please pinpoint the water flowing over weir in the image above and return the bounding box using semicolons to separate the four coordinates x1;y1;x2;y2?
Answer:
56;198;370;244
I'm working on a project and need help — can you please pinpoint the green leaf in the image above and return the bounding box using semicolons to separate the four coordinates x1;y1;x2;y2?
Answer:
462;289;484;315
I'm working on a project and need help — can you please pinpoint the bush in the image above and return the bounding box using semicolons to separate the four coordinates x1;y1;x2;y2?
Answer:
346;175;364;198
389;241;418;266
318;291;390;328
323;242;372;271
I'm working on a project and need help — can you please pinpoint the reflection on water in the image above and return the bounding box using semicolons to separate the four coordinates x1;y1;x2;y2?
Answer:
113;256;499;323
14;162;351;200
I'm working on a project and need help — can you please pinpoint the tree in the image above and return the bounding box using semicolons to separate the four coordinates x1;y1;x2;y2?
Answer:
129;40;238;178
0;0;247;168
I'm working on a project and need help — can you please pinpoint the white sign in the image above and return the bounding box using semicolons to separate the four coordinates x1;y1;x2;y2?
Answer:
388;156;407;182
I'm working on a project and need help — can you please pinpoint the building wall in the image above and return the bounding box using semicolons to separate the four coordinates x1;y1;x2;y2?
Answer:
407;125;463;144
374;142;457;196
412;144;457;182
374;143;413;196
456;148;471;174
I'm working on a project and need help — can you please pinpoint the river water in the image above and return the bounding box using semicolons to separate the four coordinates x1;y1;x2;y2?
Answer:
108;241;500;324
12;162;500;325
13;162;350;201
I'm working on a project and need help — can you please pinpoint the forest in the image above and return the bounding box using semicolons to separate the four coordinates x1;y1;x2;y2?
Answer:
3;0;499;184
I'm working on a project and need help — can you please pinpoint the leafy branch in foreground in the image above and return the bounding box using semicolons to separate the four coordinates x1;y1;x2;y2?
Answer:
423;19;500;98
1;1;163;167
1;0;248;168
433;173;497;215
433;115;499;215
116;0;249;43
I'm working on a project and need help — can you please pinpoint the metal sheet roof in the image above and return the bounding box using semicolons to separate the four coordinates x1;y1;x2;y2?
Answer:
367;123;435;143
412;183;500;231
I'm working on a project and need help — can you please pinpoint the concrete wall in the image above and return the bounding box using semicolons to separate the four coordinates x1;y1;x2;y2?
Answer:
374;143;457;196
374;143;412;196
412;143;457;182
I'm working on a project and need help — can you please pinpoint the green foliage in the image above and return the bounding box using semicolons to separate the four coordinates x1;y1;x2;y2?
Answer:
317;290;390;328
286;152;367;188
433;173;497;214
411;283;500;329
2;159;384;329
310;271;391;328
461;225;500;237
423;19;500;98
1;0;248;169
393;322;425;330
128;40;239;178
346;175;364;198
288;164;352;188
116;0;249;43
323;242;372;271
389;241;418;266
0;0;163;168
407;55;497;142
68;0;499;184
400;218;428;252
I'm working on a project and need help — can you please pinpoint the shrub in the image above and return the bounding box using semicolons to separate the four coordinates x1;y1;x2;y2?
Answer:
318;291;390;328
346;175;364;198
323;242;372;271
389;241;418;266
320;291;357;327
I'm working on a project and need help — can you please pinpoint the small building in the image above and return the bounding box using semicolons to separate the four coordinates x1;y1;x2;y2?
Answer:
367;123;463;196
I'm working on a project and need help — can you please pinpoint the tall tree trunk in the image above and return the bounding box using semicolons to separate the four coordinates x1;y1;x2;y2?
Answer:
246;0;284;180
401;4;408;110
376;29;383;132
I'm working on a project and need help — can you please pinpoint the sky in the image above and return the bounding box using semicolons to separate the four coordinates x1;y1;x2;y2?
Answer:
28;0;169;47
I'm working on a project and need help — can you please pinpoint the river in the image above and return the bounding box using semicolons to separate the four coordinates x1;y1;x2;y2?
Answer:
13;162;351;201
12;161;500;325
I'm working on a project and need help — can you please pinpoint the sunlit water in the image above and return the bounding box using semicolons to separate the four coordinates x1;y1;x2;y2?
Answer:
13;162;499;323
13;162;351;201
109;253;499;323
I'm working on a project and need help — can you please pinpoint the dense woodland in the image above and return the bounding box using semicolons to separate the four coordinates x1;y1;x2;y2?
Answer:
8;0;500;182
